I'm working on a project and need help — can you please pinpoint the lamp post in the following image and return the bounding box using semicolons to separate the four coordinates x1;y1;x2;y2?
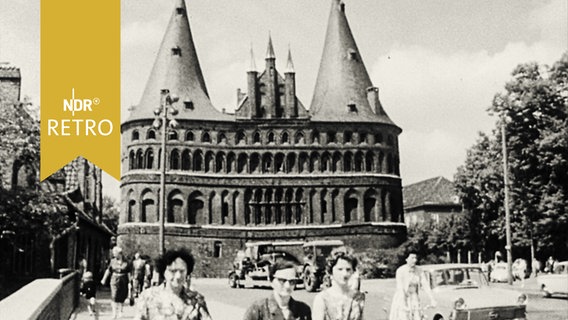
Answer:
153;89;179;256
501;119;513;285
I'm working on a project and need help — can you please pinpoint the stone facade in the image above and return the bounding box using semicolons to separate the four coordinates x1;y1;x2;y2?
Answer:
119;0;406;277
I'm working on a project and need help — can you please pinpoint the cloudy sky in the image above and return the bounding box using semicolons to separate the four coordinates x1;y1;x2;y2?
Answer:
1;0;566;200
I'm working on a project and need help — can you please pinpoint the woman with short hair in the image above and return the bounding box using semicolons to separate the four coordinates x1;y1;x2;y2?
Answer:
312;246;365;320
134;248;212;320
101;246;131;319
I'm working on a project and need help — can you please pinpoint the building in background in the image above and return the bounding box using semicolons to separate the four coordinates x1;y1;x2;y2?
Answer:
0;62;113;299
119;0;406;276
403;176;462;227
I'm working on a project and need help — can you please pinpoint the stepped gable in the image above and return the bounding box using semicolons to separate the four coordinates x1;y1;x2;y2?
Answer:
310;0;396;125
127;0;231;122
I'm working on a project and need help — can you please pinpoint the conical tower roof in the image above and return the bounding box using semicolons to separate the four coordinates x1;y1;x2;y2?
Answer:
127;0;230;122
310;0;396;124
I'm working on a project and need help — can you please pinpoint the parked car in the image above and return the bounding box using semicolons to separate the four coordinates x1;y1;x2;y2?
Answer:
300;240;344;292
537;261;568;298
419;264;527;320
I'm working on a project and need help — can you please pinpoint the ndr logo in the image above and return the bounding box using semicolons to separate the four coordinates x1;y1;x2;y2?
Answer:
63;88;100;116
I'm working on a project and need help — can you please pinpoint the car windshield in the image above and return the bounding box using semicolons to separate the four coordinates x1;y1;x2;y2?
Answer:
315;246;337;256
430;267;488;289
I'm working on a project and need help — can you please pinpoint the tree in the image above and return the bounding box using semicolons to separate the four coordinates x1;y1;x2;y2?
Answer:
456;53;568;261
102;195;120;233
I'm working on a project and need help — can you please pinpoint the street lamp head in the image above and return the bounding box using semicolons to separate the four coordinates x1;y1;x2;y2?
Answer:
170;94;179;103
169;118;179;129
152;118;162;129
154;108;162;116
170;107;179;116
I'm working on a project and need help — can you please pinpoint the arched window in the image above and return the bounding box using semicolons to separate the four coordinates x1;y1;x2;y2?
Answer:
294;132;305;144
136;149;144;169
375;132;383;144
168;130;178;140
253;131;261;144
218;132;227;144
311;130;320;144
193;150;203;171
267;131;275;144
147;129;156;140
132;130;139;141
236;130;246;145
344;131;353;144
181;150;191;170
202;131;211;143
144;149;154;169
387;135;394;146
129;150;135;170
327;131;336;144
281;132;290;144
170;149;180;170
185;131;194;142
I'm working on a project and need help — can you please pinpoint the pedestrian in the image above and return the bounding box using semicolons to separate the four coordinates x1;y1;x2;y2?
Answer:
243;256;311;320
144;260;153;289
312;246;364;320
81;271;97;316
132;252;146;297
134;248;212;320
389;253;436;320
512;258;527;287
531;258;540;277
545;256;556;273
101;246;132;319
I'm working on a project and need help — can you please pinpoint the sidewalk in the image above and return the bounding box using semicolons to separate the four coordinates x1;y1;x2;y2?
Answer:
69;286;245;320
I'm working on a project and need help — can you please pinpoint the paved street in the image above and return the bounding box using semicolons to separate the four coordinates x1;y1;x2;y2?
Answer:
72;277;567;320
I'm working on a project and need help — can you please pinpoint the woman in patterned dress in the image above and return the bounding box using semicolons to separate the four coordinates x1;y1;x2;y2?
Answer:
134;248;212;320
101;246;131;319
312;247;365;320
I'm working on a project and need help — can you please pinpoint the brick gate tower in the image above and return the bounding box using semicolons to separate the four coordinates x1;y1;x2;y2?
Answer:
119;0;406;277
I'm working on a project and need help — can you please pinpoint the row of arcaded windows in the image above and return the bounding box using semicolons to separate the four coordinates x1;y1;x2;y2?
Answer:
130;128;396;147
125;187;401;226
128;148;400;175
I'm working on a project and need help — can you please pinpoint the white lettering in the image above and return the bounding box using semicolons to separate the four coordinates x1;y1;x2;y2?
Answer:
47;119;59;136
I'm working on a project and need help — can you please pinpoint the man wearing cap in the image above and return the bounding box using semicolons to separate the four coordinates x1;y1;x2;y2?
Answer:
243;258;311;320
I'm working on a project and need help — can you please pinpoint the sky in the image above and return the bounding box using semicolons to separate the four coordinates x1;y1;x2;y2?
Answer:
1;0;566;201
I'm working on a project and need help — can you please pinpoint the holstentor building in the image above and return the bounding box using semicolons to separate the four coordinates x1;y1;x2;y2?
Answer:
119;0;406;276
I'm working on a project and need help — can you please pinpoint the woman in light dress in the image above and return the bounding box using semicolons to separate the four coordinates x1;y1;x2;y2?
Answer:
312;246;365;320
389;253;436;320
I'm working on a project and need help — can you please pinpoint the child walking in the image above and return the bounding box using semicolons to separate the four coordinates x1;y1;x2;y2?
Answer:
81;271;97;316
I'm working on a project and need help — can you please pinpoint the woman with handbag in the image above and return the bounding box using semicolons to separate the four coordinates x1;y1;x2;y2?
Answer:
101;246;132;319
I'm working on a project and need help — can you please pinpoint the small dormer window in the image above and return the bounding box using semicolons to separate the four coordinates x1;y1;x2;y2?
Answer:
184;101;194;110
348;49;358;61
347;103;357;113
172;47;181;56
176;7;185;15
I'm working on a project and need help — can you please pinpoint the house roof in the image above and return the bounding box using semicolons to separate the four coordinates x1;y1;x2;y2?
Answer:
0;64;20;79
403;176;460;209
309;0;397;125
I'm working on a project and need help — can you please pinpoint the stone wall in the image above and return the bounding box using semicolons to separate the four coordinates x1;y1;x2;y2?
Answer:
118;222;406;277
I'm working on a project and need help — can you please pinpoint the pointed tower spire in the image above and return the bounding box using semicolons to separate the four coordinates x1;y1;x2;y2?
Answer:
285;45;295;73
248;44;257;72
127;0;229;122
310;0;396;124
266;33;276;60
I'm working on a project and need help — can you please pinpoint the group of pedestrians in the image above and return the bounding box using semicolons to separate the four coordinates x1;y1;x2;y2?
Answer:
80;246;434;320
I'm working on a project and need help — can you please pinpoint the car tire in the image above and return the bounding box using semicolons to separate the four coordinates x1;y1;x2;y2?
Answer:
229;274;238;288
304;269;320;292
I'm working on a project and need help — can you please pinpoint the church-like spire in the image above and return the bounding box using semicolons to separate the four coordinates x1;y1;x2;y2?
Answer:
310;0;396;125
285;46;295;73
266;33;276;60
127;0;229;122
248;44;257;72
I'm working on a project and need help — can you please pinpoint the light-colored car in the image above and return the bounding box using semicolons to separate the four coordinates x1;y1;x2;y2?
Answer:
420;264;527;320
537;261;568;298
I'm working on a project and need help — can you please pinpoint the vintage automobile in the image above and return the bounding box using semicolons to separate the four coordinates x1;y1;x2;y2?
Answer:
537;261;568;298
419;264;527;320
228;241;303;289
300;240;344;291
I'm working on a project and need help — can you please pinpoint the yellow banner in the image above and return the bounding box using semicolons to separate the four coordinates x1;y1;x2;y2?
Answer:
40;0;120;181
